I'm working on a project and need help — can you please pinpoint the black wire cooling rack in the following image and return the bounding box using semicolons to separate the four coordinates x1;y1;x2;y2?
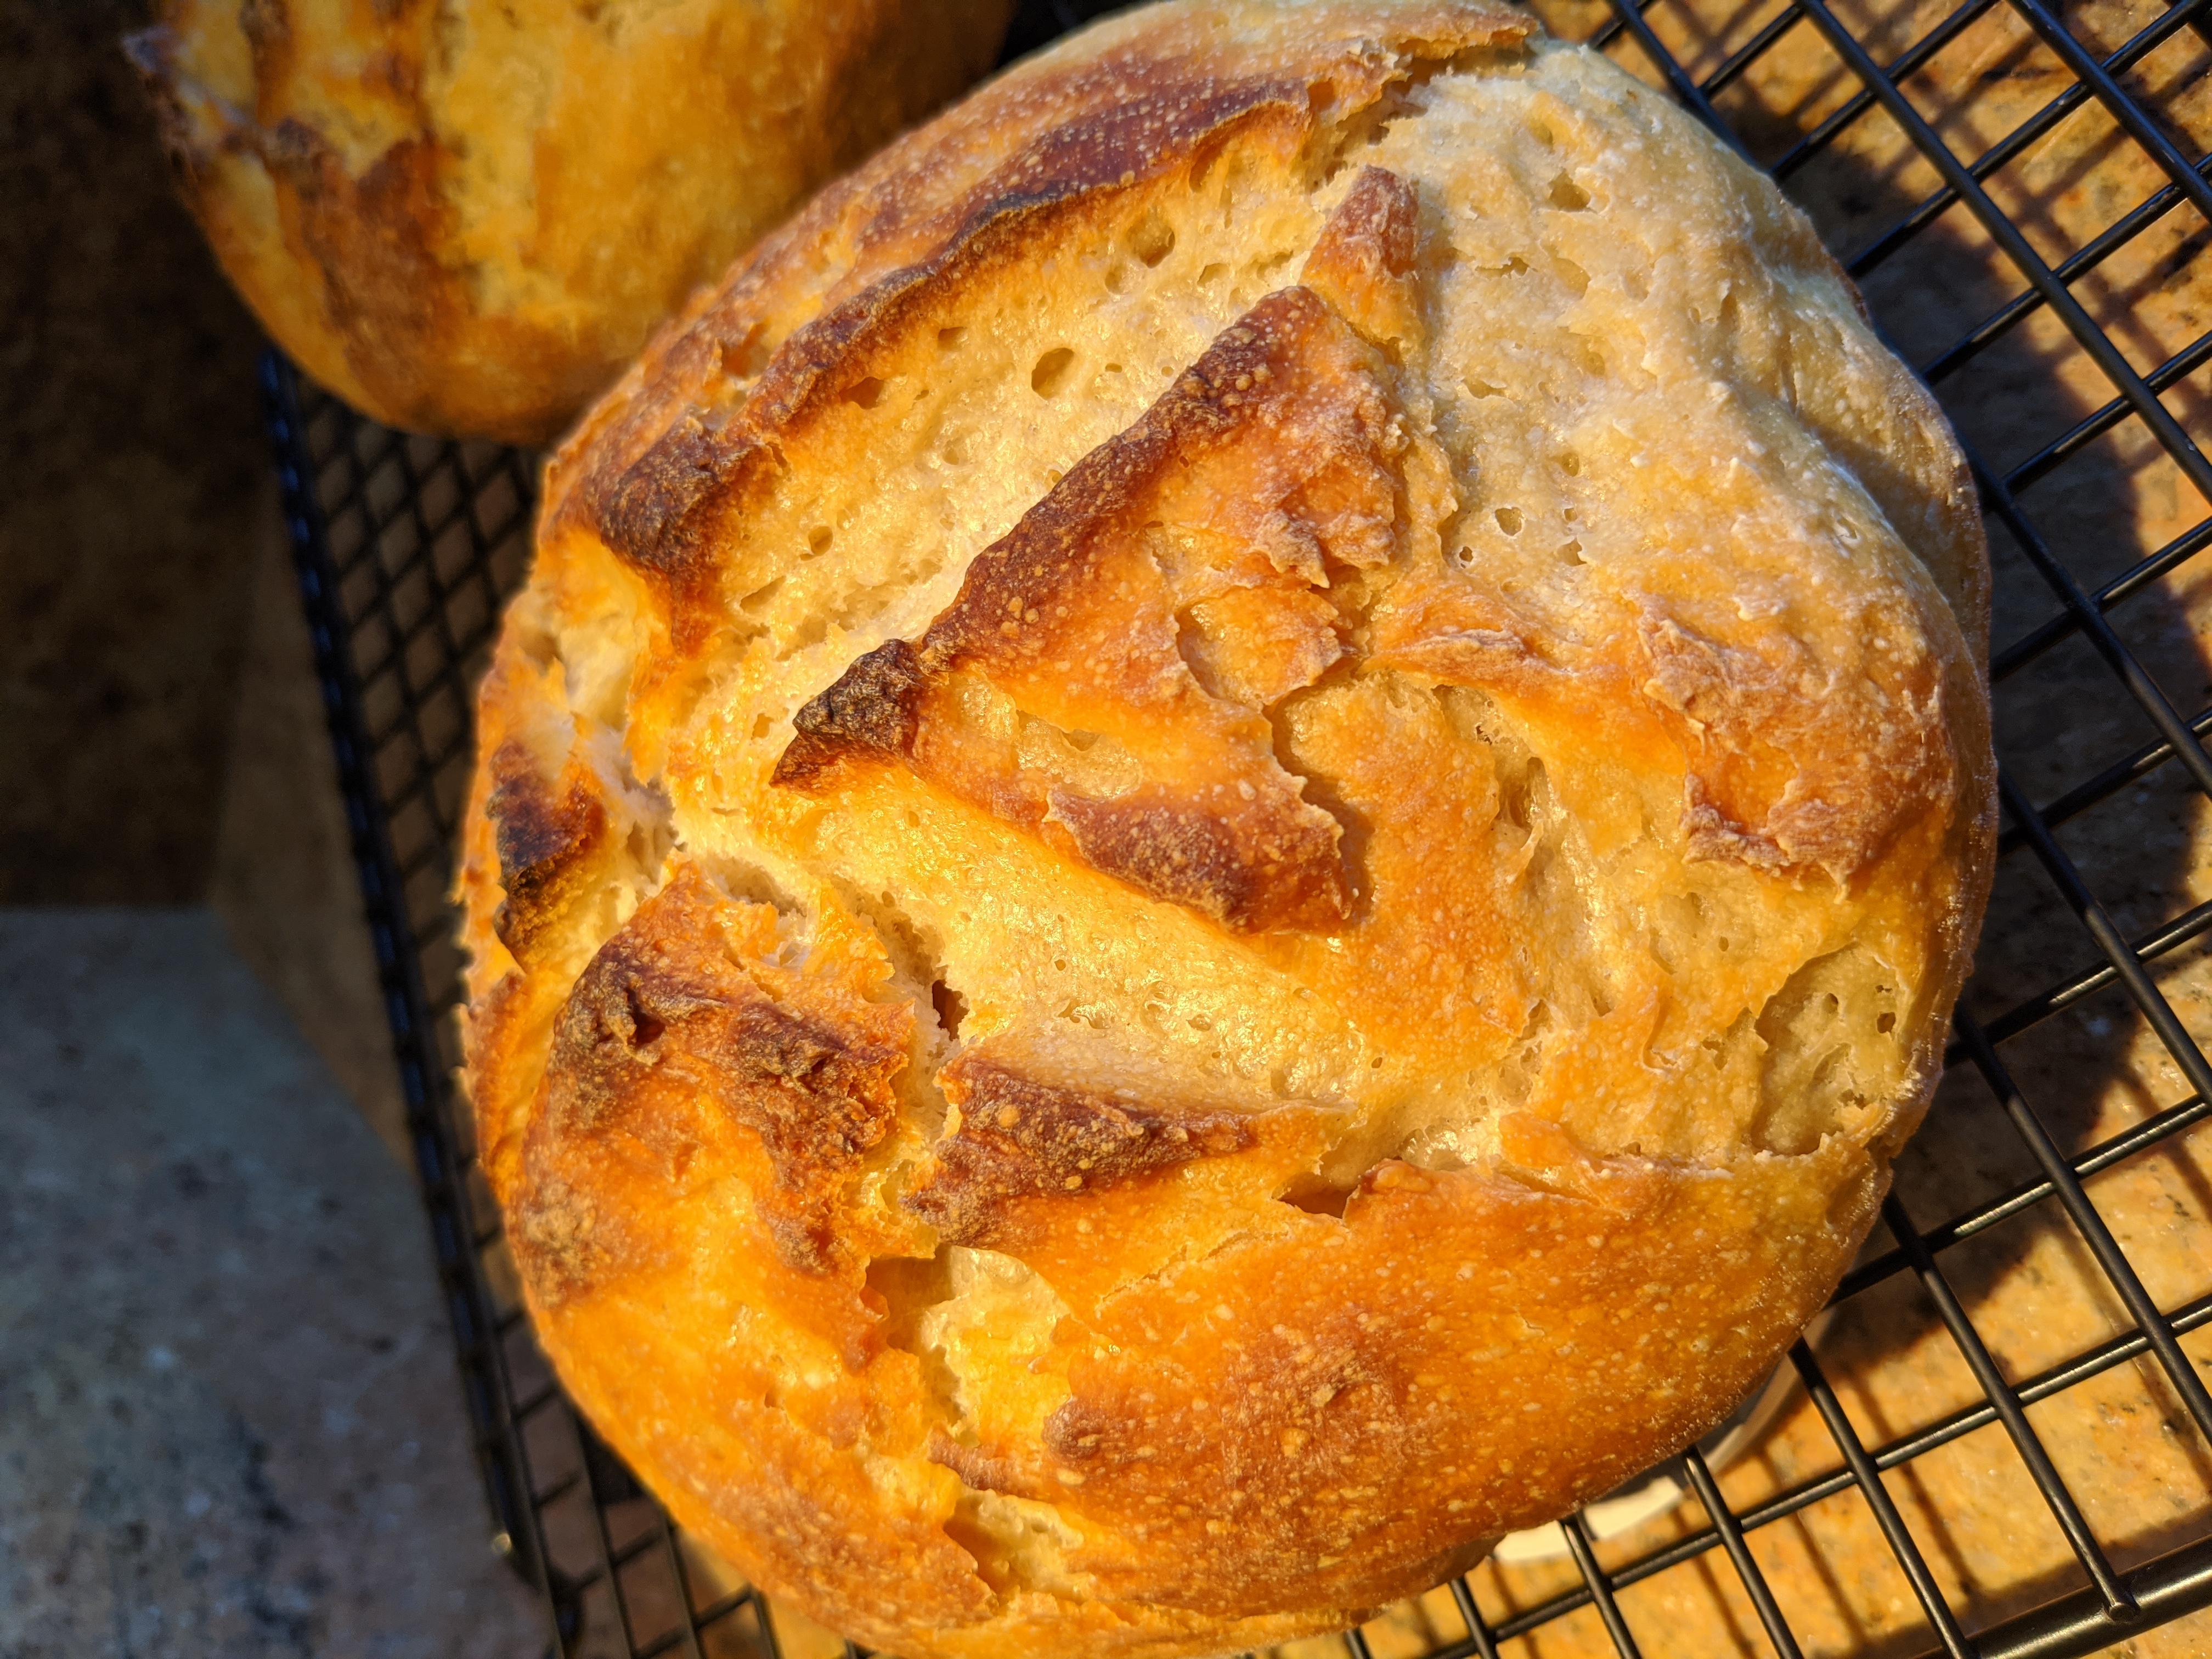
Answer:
261;0;2212;1653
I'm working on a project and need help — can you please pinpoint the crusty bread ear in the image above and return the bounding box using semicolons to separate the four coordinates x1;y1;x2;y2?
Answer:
127;0;1014;445
459;3;1994;1654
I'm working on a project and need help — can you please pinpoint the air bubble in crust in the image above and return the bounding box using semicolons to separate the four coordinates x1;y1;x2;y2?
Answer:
1031;348;1076;397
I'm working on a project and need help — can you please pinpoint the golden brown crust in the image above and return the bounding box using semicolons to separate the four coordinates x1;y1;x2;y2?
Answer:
1023;1120;1883;1616
457;3;1995;1655
1301;164;1425;347
128;0;1016;444
1640;604;1955;879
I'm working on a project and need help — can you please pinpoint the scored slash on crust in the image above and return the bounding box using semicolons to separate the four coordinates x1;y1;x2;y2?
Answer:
768;279;1418;934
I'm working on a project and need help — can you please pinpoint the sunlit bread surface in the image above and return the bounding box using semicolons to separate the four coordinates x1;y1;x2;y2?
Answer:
128;0;1013;444
456;2;1998;1652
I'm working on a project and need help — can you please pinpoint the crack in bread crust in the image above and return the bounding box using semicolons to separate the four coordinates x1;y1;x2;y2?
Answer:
1639;606;1954;879
774;283;1425;931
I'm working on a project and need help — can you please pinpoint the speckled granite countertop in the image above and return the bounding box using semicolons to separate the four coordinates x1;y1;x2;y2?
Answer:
0;910;542;1657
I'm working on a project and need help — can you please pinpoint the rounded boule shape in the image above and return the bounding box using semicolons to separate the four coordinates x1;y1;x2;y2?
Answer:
127;0;1015;445
458;2;1997;1653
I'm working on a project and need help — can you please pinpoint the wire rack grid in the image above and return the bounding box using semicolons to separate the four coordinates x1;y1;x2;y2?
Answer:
259;0;2212;1653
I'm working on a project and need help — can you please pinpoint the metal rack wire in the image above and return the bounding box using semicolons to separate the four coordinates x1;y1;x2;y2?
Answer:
261;0;2212;1652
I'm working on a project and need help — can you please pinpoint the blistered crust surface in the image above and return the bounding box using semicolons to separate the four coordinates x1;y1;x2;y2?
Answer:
125;0;1013;444
456;3;1996;1656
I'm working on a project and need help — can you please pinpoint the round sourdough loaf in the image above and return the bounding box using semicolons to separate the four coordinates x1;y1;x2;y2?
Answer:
126;0;1012;445
458;2;1996;1652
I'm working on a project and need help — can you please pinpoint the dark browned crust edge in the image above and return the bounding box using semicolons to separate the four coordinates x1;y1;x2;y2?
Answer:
772;638;929;789
526;867;911;1276
903;1054;1255;1243
485;739;612;960
1044;788;1346;932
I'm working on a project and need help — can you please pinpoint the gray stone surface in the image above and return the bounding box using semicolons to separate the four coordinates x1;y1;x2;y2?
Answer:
0;909;543;1658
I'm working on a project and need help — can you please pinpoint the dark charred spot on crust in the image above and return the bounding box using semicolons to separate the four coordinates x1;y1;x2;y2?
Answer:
720;1000;868;1101
248;112;336;199
771;639;930;791
903;1055;1254;1243
486;740;610;960
547;947;721;1142
1047;789;1348;932
546;926;886;1152
508;1170;625;1309
531;868;910;1275
235;0;292;72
